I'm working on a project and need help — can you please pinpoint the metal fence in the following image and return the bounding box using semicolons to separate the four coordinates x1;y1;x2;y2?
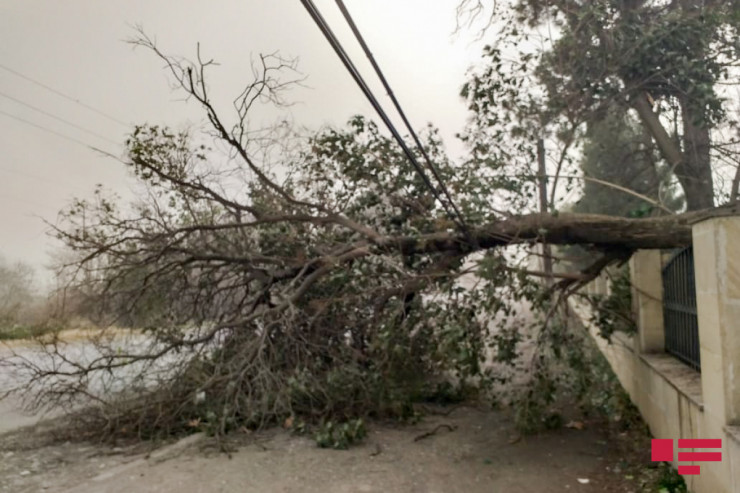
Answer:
662;246;700;371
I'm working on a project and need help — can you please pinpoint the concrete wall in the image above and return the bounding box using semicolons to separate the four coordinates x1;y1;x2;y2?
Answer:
574;215;740;493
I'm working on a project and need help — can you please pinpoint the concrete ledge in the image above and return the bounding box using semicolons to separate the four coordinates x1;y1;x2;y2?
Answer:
639;353;703;410
571;299;703;410
610;332;634;352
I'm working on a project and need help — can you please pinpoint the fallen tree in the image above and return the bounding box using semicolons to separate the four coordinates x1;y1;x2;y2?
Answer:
387;209;714;254
6;33;735;440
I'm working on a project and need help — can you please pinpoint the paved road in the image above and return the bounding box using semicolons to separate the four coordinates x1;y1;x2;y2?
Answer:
0;336;141;435
0;332;197;436
0;342;57;434
0;399;43;434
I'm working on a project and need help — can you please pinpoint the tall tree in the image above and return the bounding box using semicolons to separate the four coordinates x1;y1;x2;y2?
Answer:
461;0;740;210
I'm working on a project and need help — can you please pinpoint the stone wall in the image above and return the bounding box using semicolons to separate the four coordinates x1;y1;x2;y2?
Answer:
574;215;740;493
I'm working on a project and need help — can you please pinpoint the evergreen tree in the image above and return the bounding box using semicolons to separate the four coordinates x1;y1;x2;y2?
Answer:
572;106;683;217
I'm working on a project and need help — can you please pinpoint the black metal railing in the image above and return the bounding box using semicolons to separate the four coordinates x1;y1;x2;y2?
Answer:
662;246;700;371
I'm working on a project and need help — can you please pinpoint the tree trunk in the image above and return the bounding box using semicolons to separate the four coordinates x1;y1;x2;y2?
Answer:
631;92;714;211
677;94;715;210
537;138;553;284
388;204;739;256
673;0;715;210
621;0;716;211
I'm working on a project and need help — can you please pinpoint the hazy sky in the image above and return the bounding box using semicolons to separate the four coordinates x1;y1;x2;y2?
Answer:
0;1;490;289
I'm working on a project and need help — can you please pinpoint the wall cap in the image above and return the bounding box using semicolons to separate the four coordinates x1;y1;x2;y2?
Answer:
687;203;740;226
639;353;704;410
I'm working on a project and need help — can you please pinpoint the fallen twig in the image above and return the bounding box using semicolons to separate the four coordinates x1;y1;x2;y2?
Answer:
417;404;464;417
413;424;457;442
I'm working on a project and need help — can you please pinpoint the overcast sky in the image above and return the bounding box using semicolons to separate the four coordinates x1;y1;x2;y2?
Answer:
0;1;490;290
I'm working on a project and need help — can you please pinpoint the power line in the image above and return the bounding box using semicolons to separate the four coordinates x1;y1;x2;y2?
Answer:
333;0;472;238
0;190;62;212
0;90;121;145
0;63;129;128
0;109;122;161
299;0;469;237
0;167;88;193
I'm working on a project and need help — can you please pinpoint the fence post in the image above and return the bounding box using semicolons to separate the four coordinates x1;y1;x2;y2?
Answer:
629;249;664;353
692;215;740;425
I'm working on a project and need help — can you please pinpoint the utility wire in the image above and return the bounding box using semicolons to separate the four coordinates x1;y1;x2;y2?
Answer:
0;167;88;193
0;90;121;146
299;0;467;235
0;109;121;161
333;0;472;238
0;63;129;128
0;190;62;212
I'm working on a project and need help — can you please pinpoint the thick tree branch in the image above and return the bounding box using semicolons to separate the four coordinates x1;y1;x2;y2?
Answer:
631;92;684;168
386;206;738;256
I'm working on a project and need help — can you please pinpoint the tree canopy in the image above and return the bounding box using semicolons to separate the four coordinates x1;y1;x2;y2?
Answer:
0;257;34;329
572;104;684;217
461;0;740;210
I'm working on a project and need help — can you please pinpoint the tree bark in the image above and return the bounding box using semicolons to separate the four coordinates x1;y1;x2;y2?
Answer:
537;138;553;284
731;162;740;203
678;94;715;210
631;92;715;211
387;204;739;256
631;93;684;169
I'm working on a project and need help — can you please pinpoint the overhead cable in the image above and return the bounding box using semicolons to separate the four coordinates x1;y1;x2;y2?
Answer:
0;63;129;127
0;109;120;160
333;0;472;237
0;90;121;145
299;0;467;235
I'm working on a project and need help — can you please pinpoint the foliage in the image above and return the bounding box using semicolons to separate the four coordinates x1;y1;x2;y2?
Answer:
572;105;683;217
7;39;544;439
0;320;73;341
587;268;638;342
527;0;736;126
655;463;688;493
460;0;740;209
509;293;643;434
460;43;559;212
0;325;47;341
314;418;367;449
0;257;35;329
578;337;643;431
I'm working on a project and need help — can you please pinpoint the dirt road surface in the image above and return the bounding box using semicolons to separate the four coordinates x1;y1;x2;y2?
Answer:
0;406;645;493
0;305;650;492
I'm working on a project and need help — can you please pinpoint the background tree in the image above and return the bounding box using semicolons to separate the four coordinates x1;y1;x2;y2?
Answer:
0;256;35;330
572;104;684;217
460;0;740;210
